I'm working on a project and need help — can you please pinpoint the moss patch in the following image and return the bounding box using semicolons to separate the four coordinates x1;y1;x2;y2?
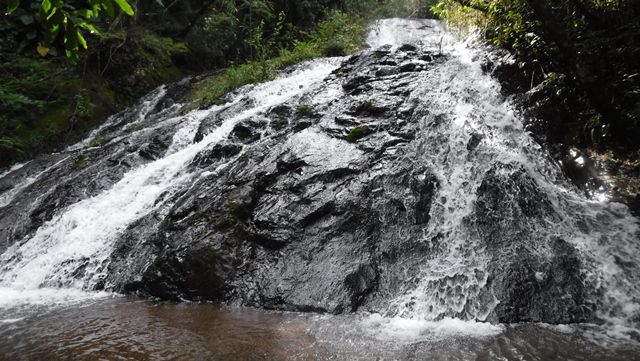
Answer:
73;154;88;168
346;126;372;143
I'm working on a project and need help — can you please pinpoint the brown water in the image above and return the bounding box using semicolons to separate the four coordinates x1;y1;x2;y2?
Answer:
1;297;639;360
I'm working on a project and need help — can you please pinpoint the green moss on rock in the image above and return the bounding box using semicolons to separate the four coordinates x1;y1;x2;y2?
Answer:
346;126;372;143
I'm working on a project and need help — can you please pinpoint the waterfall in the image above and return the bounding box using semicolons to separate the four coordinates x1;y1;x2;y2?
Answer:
366;19;640;330
0;18;638;339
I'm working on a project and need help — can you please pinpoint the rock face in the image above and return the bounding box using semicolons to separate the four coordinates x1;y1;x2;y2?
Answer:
101;46;596;323
106;47;446;314
2;21;639;326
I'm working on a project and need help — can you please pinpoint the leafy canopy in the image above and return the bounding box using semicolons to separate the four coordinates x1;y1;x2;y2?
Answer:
5;0;134;62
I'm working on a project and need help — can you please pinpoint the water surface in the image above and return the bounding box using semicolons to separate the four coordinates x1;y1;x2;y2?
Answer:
1;297;639;360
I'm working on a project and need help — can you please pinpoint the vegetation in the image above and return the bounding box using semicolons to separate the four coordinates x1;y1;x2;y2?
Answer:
432;0;640;155
5;0;636;168
184;10;367;111
183;1;429;111
295;105;318;120
5;0;134;62
346;126;372;142
0;0;421;167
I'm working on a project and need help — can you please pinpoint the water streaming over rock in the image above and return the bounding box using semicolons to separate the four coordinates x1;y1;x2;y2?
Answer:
1;18;639;346
0;58;341;304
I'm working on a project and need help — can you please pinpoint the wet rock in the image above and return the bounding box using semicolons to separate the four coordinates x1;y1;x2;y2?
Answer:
1;37;623;327
191;142;244;168
472;165;595;323
342;75;373;94
375;67;397;77
398;63;418;72
293;119;314;132
491;238;592;324
195;98;257;142
334;116;360;127
466;133;483;152
128;244;234;302
398;44;418;52
349;101;390;117
230;118;268;143
138;135;171;160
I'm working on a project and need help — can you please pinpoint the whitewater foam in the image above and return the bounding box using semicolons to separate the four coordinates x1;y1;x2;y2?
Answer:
361;313;504;342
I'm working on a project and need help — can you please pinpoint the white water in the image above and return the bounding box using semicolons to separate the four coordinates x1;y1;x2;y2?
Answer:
0;58;342;308
366;18;451;51
362;18;640;338
360;314;504;341
0;157;70;208
0;162;26;180
383;34;518;321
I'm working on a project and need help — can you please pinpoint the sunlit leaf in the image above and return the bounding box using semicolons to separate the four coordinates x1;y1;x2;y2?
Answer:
113;0;134;16
36;44;50;57
79;23;100;35
46;7;57;20
41;0;51;13
77;31;87;49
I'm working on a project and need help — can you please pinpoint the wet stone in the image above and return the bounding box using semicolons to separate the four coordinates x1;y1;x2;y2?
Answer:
2;20;638;334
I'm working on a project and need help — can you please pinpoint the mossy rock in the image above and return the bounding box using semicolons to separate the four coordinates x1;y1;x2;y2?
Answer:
295;104;320;120
73;154;89;168
90;138;108;147
346;126;372;143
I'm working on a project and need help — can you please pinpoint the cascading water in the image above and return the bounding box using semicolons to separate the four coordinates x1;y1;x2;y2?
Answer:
0;58;343;306
367;19;640;331
1;17;640;359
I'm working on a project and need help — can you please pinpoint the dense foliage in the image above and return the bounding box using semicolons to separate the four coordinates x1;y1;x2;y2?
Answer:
433;0;640;154
5;0;134;62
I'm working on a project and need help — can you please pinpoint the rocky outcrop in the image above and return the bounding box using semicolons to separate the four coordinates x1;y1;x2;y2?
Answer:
0;39;609;325
99;47;594;323
105;46;445;313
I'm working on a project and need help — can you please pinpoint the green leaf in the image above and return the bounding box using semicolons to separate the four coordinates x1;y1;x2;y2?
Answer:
49;24;61;39
65;48;79;63
79;22;100;35
41;0;51;13
77;30;87;49
19;14;34;25
46;7;57;20
113;0;134;16
7;0;20;14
